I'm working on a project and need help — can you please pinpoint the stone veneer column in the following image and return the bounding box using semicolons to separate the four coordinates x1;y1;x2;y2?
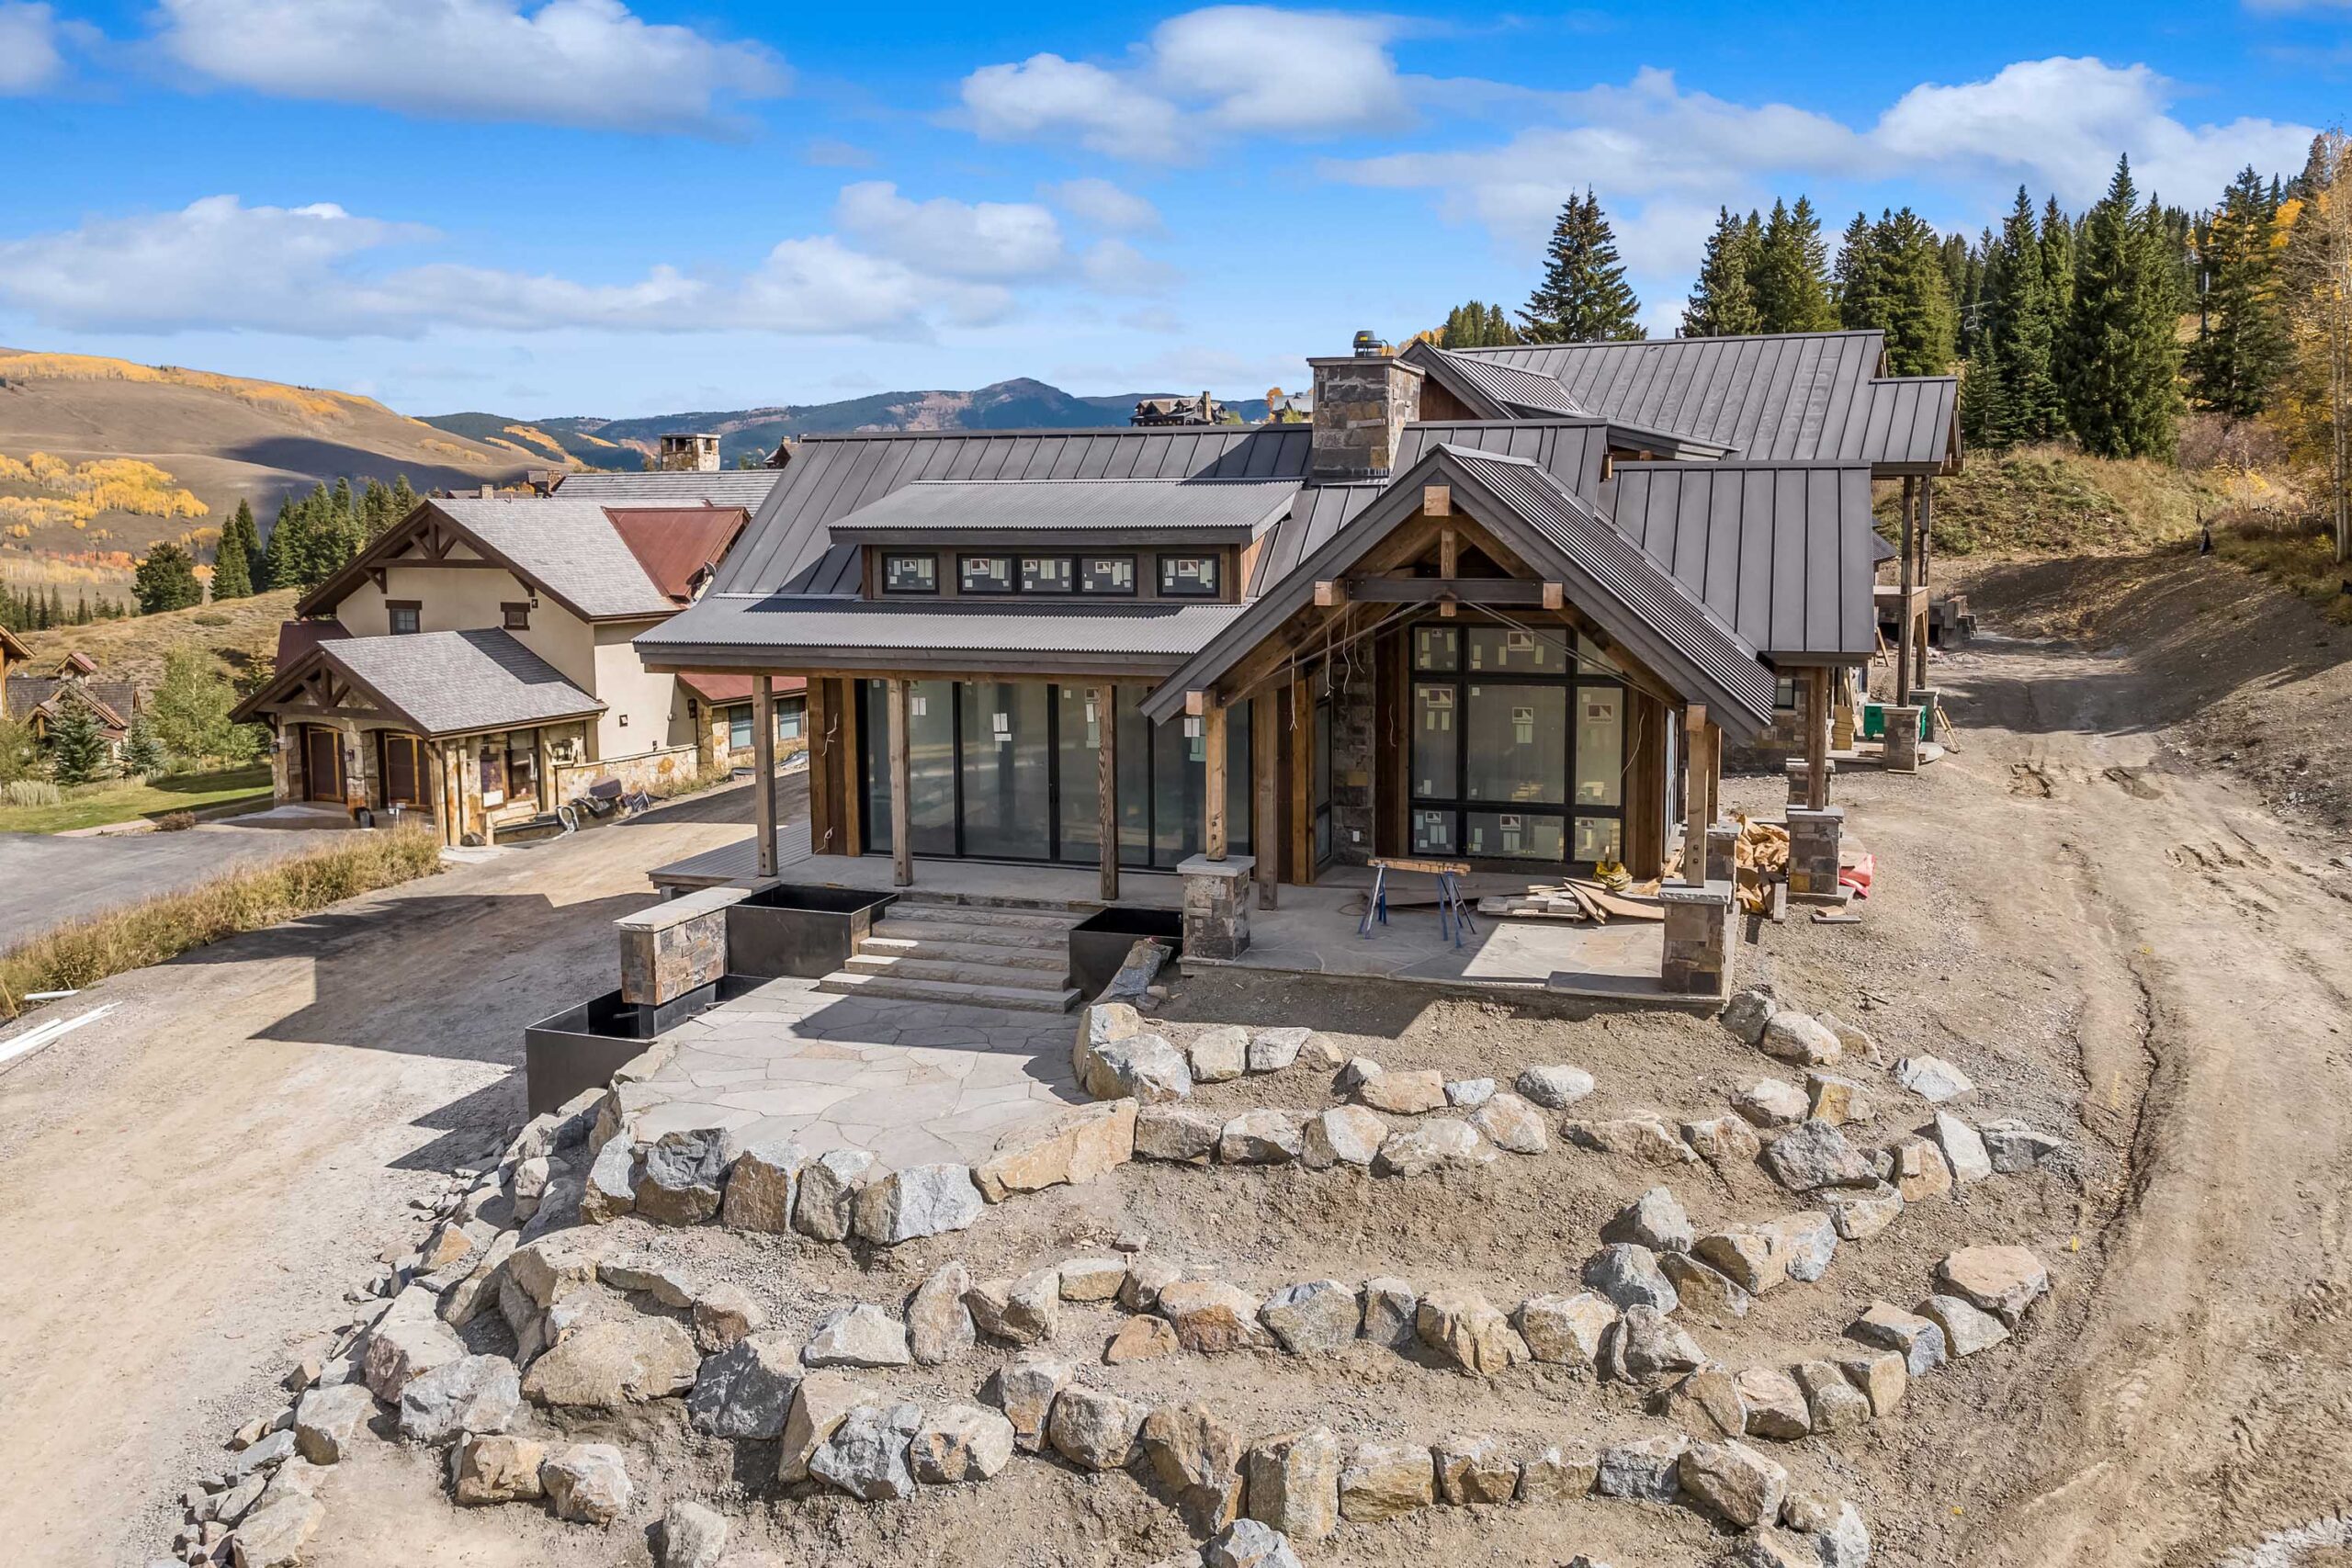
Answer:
1784;807;1845;903
1178;853;1255;960
1883;706;1924;773
1658;879;1735;997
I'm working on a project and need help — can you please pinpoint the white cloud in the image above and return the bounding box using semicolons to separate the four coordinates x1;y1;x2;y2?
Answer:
959;6;1407;162
1045;176;1163;234
0;3;63;94
153;0;786;134
1079;238;1182;297
0;196;1010;339
833;181;1066;282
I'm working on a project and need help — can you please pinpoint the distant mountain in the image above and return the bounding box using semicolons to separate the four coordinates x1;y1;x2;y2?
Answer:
420;378;1275;471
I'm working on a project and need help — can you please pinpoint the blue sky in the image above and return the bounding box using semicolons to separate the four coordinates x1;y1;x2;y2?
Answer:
0;0;2338;417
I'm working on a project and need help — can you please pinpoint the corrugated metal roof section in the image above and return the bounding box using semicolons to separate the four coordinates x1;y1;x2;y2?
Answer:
433;499;673;618
1249;483;1385;592
826;477;1301;536
553;468;787;508
713;425;1313;596
1607;461;1879;660
1394;421;1612;502
1453;332;1887;462
1849;378;1959;471
324;628;604;737
1430;350;1591;416
1443;448;1774;721
637;594;1244;663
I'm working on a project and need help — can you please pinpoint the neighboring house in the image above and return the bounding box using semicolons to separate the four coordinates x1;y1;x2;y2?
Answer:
635;329;1960;897
232;495;750;843
0;623;28;714
678;671;808;773
6;650;141;760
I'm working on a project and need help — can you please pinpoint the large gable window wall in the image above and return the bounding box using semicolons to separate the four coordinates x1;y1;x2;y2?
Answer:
1408;623;1627;866
859;680;1250;869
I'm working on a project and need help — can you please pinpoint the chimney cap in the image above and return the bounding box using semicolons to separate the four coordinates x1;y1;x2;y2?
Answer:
1352;330;1389;357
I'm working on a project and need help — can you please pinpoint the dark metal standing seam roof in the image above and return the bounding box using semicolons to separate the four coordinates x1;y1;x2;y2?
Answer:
1852;377;1961;471
1427;350;1593;417
824;477;1301;537
635;595;1243;674
553;468;788;508
1605;461;1880;660
714;425;1314;597
1142;444;1776;738
1454;332;1889;460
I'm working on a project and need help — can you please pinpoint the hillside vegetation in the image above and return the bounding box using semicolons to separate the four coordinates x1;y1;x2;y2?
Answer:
18;588;296;688
1889;443;2231;557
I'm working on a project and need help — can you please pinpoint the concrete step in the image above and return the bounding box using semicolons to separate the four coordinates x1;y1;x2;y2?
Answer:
867;918;1069;953
842;953;1069;987
884;899;1078;933
814;969;1080;1014
856;933;1069;972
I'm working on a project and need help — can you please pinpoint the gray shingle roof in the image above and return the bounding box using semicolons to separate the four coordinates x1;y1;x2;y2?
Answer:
431;499;672;619
714;425;1314;596
637;594;1241;675
317;629;603;737
553;468;786;508
827;476;1301;538
1610;461;1883;659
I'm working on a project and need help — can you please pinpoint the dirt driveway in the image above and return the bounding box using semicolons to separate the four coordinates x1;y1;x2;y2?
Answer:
0;821;368;947
0;778;782;1567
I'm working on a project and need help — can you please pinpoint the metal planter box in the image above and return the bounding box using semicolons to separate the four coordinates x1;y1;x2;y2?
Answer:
523;976;755;1116
1069;907;1182;1000
726;884;898;981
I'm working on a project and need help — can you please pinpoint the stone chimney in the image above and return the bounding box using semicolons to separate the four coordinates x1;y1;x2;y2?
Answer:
656;433;723;473
1308;333;1421;479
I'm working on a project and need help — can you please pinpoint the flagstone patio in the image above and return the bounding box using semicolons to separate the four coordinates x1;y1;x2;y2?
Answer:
623;976;1086;1169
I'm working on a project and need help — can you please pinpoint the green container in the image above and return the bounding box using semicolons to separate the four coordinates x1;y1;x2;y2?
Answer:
1860;703;1930;741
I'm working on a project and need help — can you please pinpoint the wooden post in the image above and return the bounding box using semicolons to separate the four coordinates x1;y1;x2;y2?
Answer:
803;678;833;853
1702;722;1723;830
839;679;864;855
1251;693;1277;908
1202;695;1228;861
1681;704;1708;885
1895;476;1917;707
1806;667;1830;811
1288;673;1312;885
1916;477;1934;688
887;677;911;887
752;674;778;879
1094;684;1119;903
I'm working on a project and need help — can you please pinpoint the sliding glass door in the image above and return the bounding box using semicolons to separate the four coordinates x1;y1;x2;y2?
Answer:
860;681;1248;868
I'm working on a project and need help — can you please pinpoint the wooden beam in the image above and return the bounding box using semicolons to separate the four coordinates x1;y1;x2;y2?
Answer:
1313;580;1347;608
752;674;778;879
803;678;834;853
1336;577;1550;605
838;679;863;854
1439;523;1458;575
887;678;911;887
1251;691;1278;908
1288;674;1312;885
1702;722;1723;829
1681;704;1709;885
1202;696;1228;861
1425;484;1453;518
1895;476;1917;707
1806;667;1830;811
1916;476;1934;687
1095;684;1119;903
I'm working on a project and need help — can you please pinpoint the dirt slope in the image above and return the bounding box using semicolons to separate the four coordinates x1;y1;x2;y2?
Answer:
17;587;299;688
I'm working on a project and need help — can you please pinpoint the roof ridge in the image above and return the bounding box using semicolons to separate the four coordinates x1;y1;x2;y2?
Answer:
1449;328;1885;356
898;475;1299;486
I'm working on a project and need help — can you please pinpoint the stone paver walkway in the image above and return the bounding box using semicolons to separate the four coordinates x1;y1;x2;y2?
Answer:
629;976;1084;1169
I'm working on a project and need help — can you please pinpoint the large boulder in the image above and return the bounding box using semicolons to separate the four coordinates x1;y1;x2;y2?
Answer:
1190;1026;1250;1082
1719;987;1778;1045
718;1137;805;1232
1761;1120;1877;1190
1301;1106;1387;1168
1846;1301;1949;1375
1981;1118;2066;1173
1105;1315;1181;1364
692;1281;764;1353
1219;1109;1306;1165
1432;1433;1519;1506
451;1434;545;1506
229;1493;324;1567
910;1404;1016;1484
1890;1133;1955;1201
1762;1211;1838;1283
1372;1121;1493;1178
1135;1105;1223;1165
1894;1055;1975;1102
803;1303;912;1369
1414;1287;1526;1375
291;1383;374;1465
907;1261;977;1367
541;1443;632;1525
1072;999;1142;1086
687;1334;800;1439
1564;1114;1701;1166
1603;1304;1706;1383
1794;1359;1871;1433
986;1355;1071;1453
966;1268;1061;1346
1581;1244;1679;1313
1207;1520;1305;1568
1822;1181;1905;1241
1594;1434;1687;1502
579;1135;637;1225
521;1319;698;1409
853;1163;984;1245
1517;1443;1598;1503
1358;1068;1447;1115
1159;1280;1274;1354
793;1148;875;1241
1682;1113;1765;1166
1733;1078;1809;1129
1470;1093;1549;1154
1249;1027;1314;1073
1515;1063;1596;1109
660;1500;729;1568
1515;1292;1617;1365
397;1354;519;1444
1736;1366;1811;1440
1340;1441;1434;1522
1694;1227;1788;1295
973;1100;1136;1200
1358;1278;1418;1349
809;1401;922;1501
361;1287;465;1402
779;1370;865;1483
1243;1428;1340;1541
1679;1439;1789;1528
1603;1187;1694;1253
1258;1280;1358;1355
1935;1246;2049;1325
1085;1033;1193;1104
1759;1010;1842;1067
1047;1385;1147;1470
1928;1113;1994;1185
1139;1402;1245;1533
636;1128;728;1225
1660;1253;1752;1321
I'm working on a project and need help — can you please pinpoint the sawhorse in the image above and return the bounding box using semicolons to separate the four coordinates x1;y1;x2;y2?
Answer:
1359;856;1476;949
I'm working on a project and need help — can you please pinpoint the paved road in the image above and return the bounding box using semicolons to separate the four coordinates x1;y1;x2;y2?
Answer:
0;785;768;1566
0;822;370;947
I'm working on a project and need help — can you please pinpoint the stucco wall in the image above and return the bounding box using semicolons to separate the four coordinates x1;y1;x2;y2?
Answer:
333;564;600;696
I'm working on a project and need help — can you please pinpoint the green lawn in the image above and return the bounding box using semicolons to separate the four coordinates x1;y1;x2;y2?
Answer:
0;765;274;834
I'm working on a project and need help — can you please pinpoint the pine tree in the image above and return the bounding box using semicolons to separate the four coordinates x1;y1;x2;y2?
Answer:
1960;322;2015;449
1519;189;1645;343
213;501;256;600
2041;197;2076;318
47;699;110;784
46;585;64;627
1983;188;2062;442
134;541;204;615
391;474;418;521
2188;165;2291;418
1835;209;1958;374
2063;156;2185;458
1682;207;1763;337
360;478;395;537
1437;300;1519;347
1752;197;1838;333
1833;211;1879;328
260;497;296;592
122;714;165;777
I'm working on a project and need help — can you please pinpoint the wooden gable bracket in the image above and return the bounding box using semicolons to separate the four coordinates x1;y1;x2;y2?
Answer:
1542;582;1566;611
1313;580;1347;608
369;566;388;593
1424;484;1453;518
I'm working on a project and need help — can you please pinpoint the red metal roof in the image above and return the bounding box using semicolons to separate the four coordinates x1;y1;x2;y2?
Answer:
606;506;749;604
275;618;351;670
